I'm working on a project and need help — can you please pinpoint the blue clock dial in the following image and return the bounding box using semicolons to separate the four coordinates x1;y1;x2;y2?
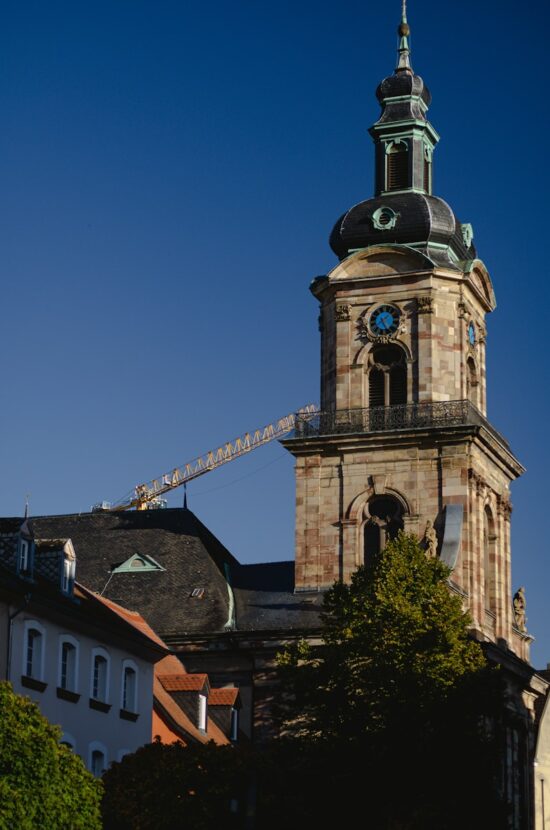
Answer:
468;322;476;346
369;304;400;337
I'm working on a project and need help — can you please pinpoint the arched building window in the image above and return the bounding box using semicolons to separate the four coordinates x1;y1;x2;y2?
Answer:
23;621;45;681
89;742;107;777
368;345;407;410
483;506;497;614
363;495;405;562
386;141;409;190
90;649;110;703
59;637;78;692
121;661;138;713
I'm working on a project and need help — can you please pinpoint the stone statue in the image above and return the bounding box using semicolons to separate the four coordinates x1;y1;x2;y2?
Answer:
513;587;527;632
423;519;438;558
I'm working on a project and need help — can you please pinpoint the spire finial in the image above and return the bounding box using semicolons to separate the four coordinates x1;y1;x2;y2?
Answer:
24;494;30;519
396;0;412;73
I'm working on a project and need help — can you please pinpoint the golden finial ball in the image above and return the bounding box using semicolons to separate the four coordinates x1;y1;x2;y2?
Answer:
398;23;410;36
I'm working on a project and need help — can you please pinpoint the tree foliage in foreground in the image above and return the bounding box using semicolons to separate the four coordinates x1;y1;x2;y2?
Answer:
277;532;486;739
0;681;102;830
101;739;248;830
269;533;507;829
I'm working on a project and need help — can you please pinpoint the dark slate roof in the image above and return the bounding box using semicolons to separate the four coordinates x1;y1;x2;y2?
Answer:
375;70;431;123
232;561;323;632
329;192;476;265
25;508;237;638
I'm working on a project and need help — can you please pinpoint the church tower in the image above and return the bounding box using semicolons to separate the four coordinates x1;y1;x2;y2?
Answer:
283;5;530;661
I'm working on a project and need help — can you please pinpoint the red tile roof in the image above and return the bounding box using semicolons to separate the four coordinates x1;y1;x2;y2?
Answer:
75;583;169;652
158;673;208;692
209;688;239;706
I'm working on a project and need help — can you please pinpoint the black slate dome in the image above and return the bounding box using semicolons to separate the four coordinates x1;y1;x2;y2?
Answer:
375;71;431;121
329;193;476;264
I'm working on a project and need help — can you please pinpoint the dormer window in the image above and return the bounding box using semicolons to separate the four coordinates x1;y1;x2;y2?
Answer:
62;558;72;594
198;693;207;733
18;540;30;574
386;141;409;191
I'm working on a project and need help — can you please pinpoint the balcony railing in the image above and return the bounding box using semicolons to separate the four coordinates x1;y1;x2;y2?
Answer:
293;400;509;448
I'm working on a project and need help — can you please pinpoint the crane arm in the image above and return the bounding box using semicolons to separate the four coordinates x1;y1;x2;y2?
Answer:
108;404;318;511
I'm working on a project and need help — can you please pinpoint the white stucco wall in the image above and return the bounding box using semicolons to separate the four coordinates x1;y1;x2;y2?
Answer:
8;610;154;773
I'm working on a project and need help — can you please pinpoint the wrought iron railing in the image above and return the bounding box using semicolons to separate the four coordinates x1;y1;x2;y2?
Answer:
292;400;509;448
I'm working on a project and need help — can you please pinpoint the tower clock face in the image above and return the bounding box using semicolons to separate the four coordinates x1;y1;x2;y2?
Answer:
369;305;400;336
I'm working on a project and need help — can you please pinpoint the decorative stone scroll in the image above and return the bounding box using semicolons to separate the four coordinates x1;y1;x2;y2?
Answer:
468;468;486;497
417;296;434;314
497;494;513;520
335;304;351;322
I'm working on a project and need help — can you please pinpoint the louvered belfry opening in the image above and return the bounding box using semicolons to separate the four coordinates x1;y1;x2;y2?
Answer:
387;142;409;190
369;345;407;407
423;157;431;193
369;368;385;408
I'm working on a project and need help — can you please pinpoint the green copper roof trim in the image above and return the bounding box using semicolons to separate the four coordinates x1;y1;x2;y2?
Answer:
371;121;440;142
112;552;166;574
380;94;428;111
223;562;236;631
344;243;438;268
379;186;428;196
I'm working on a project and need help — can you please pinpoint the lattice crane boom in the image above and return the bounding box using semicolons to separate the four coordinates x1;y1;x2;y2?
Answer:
103;404;318;512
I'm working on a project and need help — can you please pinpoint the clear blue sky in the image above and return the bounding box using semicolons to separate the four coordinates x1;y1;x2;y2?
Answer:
1;1;549;662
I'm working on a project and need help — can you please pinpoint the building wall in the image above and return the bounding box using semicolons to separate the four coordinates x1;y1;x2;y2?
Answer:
9;611;154;771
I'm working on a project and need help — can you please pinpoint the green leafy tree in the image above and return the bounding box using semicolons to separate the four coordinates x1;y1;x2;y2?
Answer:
101;739;250;830
0;681;102;830
267;533;506;830
277;531;485;739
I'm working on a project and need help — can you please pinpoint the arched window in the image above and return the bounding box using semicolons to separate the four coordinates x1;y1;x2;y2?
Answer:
368;345;407;411
91;649;110;702
386;141;409;190
23;622;45;680
121;661;138;713
483;506;497;614
59;637;78;692
60;733;76;751
364;495;405;562
89;743;107;777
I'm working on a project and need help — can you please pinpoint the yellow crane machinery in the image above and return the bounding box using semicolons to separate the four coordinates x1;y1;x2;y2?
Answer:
94;405;318;513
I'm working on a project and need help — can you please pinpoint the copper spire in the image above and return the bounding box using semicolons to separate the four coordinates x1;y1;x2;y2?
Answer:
396;0;412;73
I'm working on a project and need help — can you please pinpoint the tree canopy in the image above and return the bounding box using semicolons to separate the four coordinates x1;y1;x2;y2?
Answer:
269;532;506;829
0;681;102;830
277;531;486;740
101;739;248;830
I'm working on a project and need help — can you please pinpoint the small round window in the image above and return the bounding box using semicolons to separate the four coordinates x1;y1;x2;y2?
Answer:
372;206;398;231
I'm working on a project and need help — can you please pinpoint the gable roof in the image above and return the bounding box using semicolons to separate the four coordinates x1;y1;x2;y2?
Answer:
153;655;228;745
209;688;239;707
158;673;209;692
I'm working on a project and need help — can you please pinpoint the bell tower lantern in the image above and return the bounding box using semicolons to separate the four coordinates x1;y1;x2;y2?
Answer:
283;4;529;662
